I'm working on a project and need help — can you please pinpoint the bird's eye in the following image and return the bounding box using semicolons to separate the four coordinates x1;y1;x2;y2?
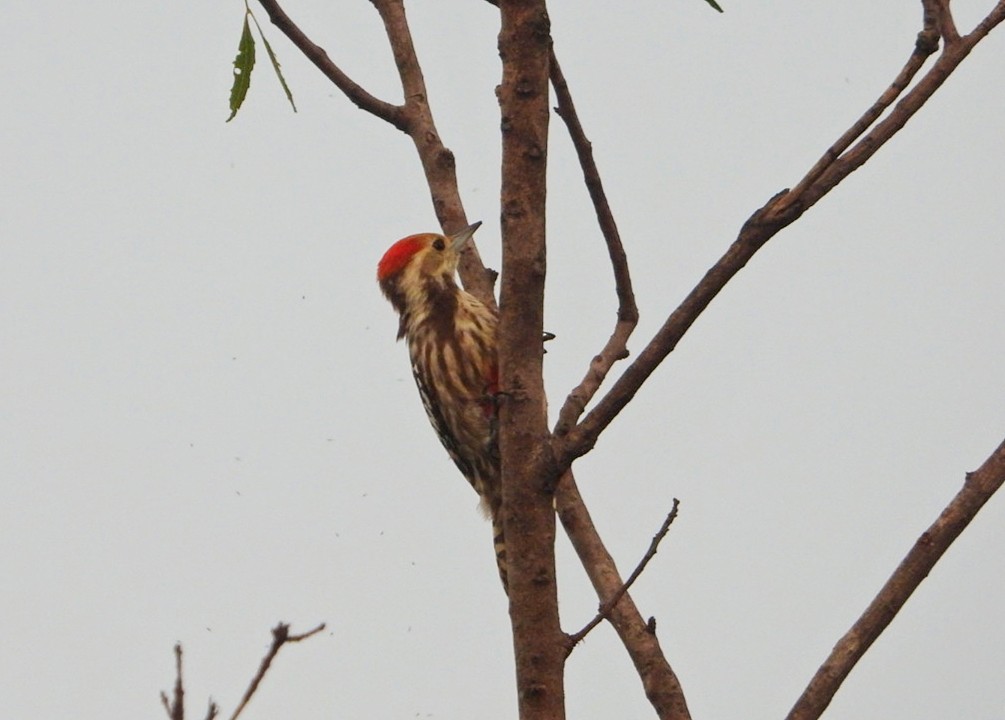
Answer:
432;238;446;251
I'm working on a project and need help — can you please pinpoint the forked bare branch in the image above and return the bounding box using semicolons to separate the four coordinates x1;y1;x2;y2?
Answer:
769;29;937;219
232;4;1003;720
769;0;1004;221
567;498;679;649
559;1;1005;466
555;472;691;720
786;436;1005;720
230;622;326;720
162;624;324;720
557;186;794;466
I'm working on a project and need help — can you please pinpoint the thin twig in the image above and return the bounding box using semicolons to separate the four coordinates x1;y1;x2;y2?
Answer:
204;699;220;720
160;643;185;720
568;499;680;649
549;47;640;437
555;472;691;720
161;644;218;720
549;49;636;325
559;2;1005;466
229;622;327;720
254;0;404;128
786;436;1005;720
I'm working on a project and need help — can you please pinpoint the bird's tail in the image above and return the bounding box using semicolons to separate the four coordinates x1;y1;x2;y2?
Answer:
492;516;508;594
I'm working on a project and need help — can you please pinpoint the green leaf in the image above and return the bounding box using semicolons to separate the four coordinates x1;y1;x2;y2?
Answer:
226;15;256;123
703;0;724;12
258;25;297;113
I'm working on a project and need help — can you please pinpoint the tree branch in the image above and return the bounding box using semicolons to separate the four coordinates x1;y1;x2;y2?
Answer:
768;34;936;220
374;0;500;305
559;1;1005;466
366;0;488;289
555;472;691;720
567;499;679;649
548;47;639;437
923;0;961;45
786;436;1005;720
254;0;404;128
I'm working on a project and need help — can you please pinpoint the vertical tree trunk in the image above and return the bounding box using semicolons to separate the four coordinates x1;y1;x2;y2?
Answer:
497;2;564;719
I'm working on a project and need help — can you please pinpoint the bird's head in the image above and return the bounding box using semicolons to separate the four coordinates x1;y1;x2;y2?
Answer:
377;222;481;314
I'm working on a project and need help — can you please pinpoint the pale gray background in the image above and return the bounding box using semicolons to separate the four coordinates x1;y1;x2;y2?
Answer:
2;1;1003;718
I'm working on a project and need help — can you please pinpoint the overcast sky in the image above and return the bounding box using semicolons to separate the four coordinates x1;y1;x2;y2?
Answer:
2;1;1004;719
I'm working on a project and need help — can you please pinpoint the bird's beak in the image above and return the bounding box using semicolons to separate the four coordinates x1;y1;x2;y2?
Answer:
449;221;482;251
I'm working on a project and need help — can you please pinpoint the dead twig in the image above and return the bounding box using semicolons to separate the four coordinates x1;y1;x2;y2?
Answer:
555;472;691;720
567;499;679;649
161;644;221;720
162;624;324;720
230;622;327;720
160;643;186;720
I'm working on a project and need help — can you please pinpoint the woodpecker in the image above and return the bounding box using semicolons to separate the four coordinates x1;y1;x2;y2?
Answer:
377;222;508;591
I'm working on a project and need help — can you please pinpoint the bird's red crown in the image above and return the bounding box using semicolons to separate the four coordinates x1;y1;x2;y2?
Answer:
377;235;428;282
